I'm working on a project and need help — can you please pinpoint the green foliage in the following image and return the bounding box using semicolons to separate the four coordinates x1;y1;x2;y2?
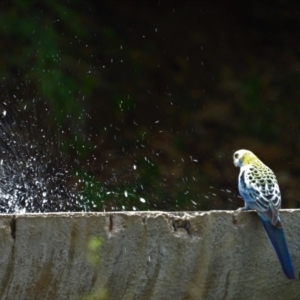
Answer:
86;236;102;265
0;1;300;210
83;236;107;300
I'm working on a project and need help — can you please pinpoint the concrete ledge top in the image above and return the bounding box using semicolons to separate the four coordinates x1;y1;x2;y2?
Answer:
5;208;299;216
0;210;300;300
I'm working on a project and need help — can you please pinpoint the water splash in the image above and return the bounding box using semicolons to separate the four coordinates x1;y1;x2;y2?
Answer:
0;103;84;213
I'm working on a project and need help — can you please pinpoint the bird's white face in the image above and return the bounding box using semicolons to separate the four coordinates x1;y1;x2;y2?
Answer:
233;149;250;167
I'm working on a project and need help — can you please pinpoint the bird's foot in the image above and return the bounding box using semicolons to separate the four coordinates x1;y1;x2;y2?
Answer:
236;207;247;212
233;206;248;217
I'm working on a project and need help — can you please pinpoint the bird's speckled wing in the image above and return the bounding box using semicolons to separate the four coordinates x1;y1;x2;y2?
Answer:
238;164;281;226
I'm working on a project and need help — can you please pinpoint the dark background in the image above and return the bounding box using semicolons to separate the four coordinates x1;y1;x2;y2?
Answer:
0;0;299;212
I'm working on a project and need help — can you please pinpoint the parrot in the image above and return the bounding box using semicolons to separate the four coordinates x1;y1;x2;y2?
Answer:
233;149;295;279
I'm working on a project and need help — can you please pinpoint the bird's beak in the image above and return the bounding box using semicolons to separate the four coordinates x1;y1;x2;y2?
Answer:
233;158;239;167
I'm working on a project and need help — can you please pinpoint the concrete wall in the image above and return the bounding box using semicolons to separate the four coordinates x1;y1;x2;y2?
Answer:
0;210;299;300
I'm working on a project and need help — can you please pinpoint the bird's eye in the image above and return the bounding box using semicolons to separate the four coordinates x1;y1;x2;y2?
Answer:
234;153;239;159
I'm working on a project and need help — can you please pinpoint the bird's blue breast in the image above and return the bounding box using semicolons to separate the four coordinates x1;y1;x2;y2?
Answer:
238;170;251;201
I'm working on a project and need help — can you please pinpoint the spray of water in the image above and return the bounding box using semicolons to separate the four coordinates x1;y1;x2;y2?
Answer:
0;102;86;213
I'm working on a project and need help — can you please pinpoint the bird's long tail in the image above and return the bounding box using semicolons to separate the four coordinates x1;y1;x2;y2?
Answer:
260;217;295;279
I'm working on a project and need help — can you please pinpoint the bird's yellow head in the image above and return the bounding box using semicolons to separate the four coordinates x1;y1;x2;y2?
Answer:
233;149;258;167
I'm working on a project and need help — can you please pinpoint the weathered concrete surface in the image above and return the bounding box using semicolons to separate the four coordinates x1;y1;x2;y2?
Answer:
0;210;299;300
